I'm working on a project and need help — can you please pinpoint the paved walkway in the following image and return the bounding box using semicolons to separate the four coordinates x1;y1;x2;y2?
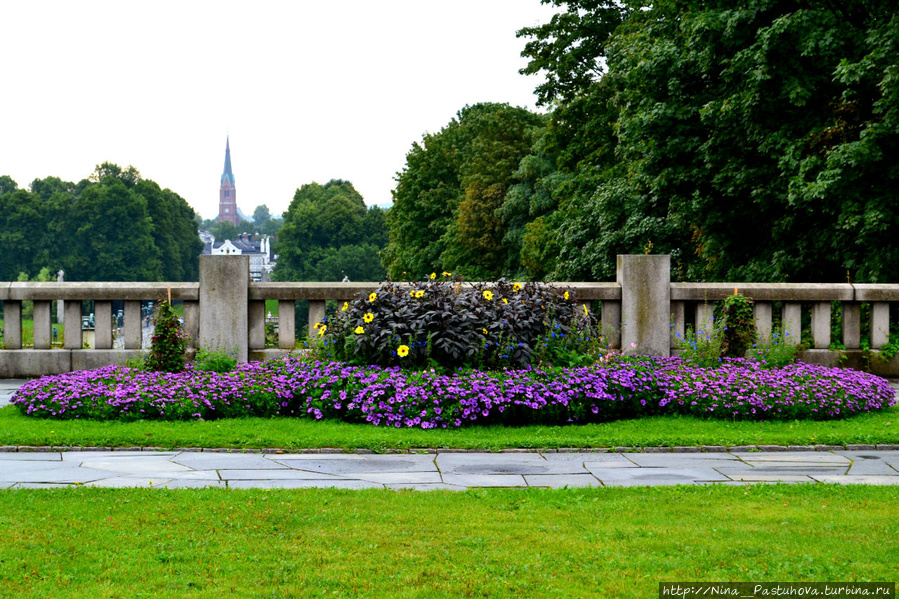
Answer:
1;448;897;490
2;379;899;490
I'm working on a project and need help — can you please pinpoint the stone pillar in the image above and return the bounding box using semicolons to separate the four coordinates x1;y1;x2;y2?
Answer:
754;302;772;345
278;300;295;349
782;303;801;347
842;302;860;350
617;254;670;356
64;300;82;349
3;301;22;349
601;301;621;349
182;301;199;349
811;302;831;349
871;303;889;349
33;301;52;349
308;300;326;339
248;300;265;350
94;301;113;349
199;255;250;361
124;301;142;350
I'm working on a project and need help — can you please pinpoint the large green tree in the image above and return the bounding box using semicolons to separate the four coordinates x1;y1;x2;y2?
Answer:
273;180;387;282
384;102;544;280
0;163;202;282
518;0;899;283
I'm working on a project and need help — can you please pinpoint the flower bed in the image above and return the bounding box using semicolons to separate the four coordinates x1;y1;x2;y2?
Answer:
11;356;896;427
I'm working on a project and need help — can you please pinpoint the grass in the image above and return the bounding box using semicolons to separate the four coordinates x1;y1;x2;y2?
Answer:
0;317;65;348
1;485;897;598
2;404;897;450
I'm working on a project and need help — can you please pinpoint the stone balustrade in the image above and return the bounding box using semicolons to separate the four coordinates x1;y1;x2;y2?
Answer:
2;255;898;377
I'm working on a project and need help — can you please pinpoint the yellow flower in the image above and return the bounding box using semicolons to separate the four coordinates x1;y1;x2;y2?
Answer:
430;272;436;279
354;326;365;335
397;344;409;358
415;290;425;298
314;322;322;329
442;271;452;277
512;283;522;292
368;292;377;302
502;298;508;304
583;304;590;316
341;301;348;311
318;326;327;336
563;291;570;300
410;290;416;297
482;328;488;335
483;290;494;301
363;312;374;323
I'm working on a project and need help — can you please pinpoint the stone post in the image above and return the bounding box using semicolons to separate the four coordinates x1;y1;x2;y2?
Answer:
199;255;249;361
617;254;670;356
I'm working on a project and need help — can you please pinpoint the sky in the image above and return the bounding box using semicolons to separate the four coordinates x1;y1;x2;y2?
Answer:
0;1;558;220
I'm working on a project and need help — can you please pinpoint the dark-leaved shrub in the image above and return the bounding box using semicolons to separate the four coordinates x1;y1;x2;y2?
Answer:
314;276;598;369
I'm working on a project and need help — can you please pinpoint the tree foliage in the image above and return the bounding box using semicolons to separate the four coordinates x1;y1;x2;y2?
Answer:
0;163;202;282
515;0;899;283
384;103;544;280
273;180;388;282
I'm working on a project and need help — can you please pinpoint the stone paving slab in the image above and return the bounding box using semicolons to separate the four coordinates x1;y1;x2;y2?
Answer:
218;469;344;481
271;455;436;474
436;454;583;475
726;474;814;483
79;458;196;474
227;479;383;490
385;483;468;491
0;467;122;484
60;451;179;460
354;472;443;485
585;467;730;485
524;474;602;488
810;475;899;485
441;474;528;487
172;453;290;471
740;452;851;464
85;477;175;488
160;480;228;489
845;461;898;476
624;454;743;467
0;452;62;461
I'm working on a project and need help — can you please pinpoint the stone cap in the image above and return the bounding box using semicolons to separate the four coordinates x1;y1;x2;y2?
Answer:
671;282;854;302
2;282;199;301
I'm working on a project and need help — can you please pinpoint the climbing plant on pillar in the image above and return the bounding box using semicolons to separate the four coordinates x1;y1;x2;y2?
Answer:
720;292;755;358
145;298;187;372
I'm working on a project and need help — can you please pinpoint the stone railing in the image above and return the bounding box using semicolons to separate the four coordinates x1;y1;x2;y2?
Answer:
2;255;898;377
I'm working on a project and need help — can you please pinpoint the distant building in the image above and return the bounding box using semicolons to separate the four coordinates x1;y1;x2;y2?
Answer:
201;233;275;281
216;137;242;225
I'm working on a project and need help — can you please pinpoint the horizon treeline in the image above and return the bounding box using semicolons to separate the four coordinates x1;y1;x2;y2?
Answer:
385;0;899;284
0;163;202;282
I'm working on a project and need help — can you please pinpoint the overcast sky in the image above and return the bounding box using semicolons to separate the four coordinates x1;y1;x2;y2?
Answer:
0;1;557;220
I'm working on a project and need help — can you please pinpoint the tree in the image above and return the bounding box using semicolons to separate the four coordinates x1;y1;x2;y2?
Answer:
385;103;543;280
253;204;272;227
2;164;203;282
274;180;388;282
517;0;899;283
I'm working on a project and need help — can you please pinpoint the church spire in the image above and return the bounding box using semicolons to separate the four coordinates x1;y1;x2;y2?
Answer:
222;136;234;186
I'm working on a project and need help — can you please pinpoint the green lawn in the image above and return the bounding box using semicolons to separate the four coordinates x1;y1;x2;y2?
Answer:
2;404;897;450
0;317;65;347
1;485;896;598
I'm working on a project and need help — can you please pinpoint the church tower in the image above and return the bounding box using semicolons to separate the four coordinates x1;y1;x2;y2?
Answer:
217;137;240;225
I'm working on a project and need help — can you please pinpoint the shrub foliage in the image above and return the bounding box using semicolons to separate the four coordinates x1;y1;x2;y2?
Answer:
144;300;187;373
315;276;598;369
